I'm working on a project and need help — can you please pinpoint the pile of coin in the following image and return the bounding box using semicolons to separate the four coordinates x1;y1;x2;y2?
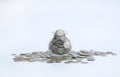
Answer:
12;50;117;64
11;29;117;64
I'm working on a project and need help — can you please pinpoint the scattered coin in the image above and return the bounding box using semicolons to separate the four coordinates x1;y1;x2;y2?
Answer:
107;51;117;55
47;59;55;63
12;50;117;63
64;61;73;64
87;56;95;61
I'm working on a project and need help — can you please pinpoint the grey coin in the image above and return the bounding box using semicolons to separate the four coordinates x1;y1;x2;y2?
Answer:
47;59;55;63
64;61;73;64
87;56;95;61
95;52;102;56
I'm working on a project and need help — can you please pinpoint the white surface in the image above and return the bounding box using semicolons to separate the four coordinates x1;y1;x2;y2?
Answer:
0;0;120;77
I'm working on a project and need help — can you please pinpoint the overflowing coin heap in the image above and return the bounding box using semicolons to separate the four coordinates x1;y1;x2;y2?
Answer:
12;29;117;64
12;50;116;64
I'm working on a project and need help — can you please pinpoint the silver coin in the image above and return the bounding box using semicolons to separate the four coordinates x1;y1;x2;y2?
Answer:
87;56;95;61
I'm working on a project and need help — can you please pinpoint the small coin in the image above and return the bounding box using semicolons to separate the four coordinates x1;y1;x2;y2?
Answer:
64;61;73;64
95;52;102;56
107;52;117;55
87;56;95;61
72;60;81;63
47;59;55;63
55;59;62;63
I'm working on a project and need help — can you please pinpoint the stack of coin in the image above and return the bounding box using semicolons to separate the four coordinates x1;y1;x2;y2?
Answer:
49;29;72;55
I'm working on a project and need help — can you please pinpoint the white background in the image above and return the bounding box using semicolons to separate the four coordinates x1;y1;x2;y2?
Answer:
0;0;120;77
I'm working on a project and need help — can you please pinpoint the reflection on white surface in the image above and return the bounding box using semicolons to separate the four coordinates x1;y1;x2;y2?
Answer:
0;53;120;77
0;0;120;77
